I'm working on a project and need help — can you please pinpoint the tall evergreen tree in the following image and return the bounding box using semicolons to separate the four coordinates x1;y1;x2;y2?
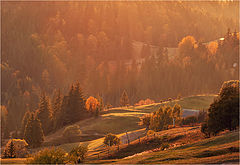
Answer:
3;140;16;158
24;114;44;148
52;89;62;130
120;90;129;106
36;93;52;134
69;82;86;123
20;110;31;138
59;82;86;126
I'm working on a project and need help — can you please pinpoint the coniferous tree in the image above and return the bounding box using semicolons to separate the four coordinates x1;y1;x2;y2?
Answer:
24;114;44;148
36;93;52;134
120;90;129;106
58;96;71;127
9;140;16;158
59;82;86;126
20;110;31;138
52;89;62;130
4;140;16;158
69;82;86;123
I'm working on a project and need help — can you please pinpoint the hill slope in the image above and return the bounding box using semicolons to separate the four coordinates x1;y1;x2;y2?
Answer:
44;95;216;146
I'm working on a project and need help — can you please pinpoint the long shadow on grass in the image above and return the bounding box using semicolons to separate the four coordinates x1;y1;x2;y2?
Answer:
174;132;239;150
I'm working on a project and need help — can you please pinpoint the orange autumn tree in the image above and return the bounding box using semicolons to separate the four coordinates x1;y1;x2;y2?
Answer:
85;96;100;117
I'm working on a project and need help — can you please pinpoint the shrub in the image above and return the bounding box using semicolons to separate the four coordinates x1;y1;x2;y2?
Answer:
104;133;118;146
63;125;81;139
3;139;28;158
135;99;155;106
69;145;88;163
28;148;67;164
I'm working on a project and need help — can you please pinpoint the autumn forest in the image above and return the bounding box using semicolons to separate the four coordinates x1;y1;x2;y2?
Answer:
1;1;239;164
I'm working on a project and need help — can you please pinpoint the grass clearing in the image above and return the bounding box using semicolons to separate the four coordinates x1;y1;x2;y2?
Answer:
112;130;239;164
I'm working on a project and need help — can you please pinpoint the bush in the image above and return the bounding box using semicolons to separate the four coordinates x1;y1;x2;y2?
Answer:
28;148;67;164
63;125;81;139
69;145;88;163
3;139;28;158
104;133;118;146
135;99;155;106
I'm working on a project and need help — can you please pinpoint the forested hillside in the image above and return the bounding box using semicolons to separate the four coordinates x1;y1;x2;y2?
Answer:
1;1;239;132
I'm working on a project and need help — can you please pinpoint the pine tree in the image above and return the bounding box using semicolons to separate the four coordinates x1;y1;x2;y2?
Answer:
36;93;52;134
24;114;44;148
69;82;86;123
59;82;86;126
9;140;16;158
52;89;62;130
20;110;31;138
4;140;16;158
120;90;129;106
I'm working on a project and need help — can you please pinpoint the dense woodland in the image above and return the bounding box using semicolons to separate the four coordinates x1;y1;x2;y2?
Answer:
1;1;239;135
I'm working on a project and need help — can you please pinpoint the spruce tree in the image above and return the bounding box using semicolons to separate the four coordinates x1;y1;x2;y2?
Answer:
69;82;86;123
4;140;16;158
120;90;129;106
52;89;62;130
9;140;16;158
20;110;31;138
24;114;44;148
36;93;52;134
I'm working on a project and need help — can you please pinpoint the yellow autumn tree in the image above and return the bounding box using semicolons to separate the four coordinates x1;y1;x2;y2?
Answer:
85;96;100;113
178;36;196;57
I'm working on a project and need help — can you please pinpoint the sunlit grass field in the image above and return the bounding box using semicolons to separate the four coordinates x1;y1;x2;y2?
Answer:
91;130;239;164
1;95;219;164
45;95;216;148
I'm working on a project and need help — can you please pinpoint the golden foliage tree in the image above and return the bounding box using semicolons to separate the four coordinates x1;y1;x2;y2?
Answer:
85;96;99;113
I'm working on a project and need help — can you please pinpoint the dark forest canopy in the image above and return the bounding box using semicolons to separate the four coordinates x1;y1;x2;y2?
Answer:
1;1;239;131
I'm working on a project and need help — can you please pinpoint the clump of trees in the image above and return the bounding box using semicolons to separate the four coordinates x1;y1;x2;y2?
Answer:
135;99;155;106
140;104;182;132
68;146;88;163
201;80;239;137
104;133;121;147
2;139;28;158
28;148;67;164
28;146;88;164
